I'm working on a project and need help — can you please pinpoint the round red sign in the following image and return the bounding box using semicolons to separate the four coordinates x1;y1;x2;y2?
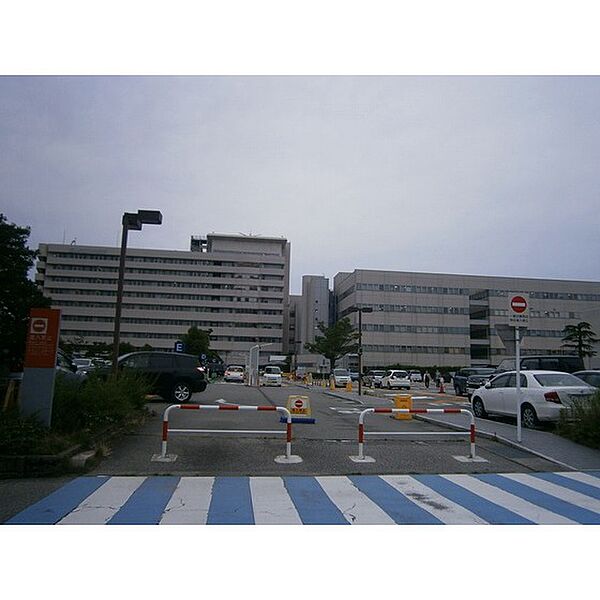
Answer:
510;296;528;314
294;399;304;408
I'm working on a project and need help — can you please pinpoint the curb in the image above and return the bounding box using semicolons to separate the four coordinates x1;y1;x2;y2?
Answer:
414;414;578;471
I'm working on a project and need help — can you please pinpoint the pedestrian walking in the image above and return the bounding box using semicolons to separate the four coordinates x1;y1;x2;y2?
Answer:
424;371;430;389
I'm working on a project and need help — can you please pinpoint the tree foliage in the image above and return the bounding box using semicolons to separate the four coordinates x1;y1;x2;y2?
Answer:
562;321;598;359
0;214;51;373
181;326;212;358
304;317;359;370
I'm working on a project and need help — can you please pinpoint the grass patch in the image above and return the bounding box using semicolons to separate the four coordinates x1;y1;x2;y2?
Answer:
556;389;600;449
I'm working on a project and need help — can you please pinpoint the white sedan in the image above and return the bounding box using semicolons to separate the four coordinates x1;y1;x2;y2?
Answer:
470;370;595;428
381;370;411;390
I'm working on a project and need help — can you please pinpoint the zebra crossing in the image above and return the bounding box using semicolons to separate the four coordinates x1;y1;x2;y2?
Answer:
5;471;600;525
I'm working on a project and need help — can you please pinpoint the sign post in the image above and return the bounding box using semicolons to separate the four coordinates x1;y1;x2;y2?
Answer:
508;294;529;443
20;308;62;427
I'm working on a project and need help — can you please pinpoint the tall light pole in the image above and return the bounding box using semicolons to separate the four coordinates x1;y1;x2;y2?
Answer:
356;306;373;396
112;210;162;374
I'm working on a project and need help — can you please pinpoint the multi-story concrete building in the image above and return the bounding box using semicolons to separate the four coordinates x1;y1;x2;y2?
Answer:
35;233;290;366
334;269;600;370
287;275;332;373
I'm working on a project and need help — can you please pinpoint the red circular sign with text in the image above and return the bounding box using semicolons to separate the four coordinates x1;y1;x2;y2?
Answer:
294;399;304;408
510;296;528;314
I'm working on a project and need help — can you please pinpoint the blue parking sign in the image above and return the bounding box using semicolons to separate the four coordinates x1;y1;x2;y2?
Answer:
174;341;185;353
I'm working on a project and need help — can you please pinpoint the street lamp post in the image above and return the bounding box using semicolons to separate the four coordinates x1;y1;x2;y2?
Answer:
357;306;373;396
112;210;162;374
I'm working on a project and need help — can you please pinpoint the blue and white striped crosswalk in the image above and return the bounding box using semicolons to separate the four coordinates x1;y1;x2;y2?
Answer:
5;471;600;525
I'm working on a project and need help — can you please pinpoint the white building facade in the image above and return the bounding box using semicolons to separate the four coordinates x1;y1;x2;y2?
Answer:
334;269;600;370
36;233;290;366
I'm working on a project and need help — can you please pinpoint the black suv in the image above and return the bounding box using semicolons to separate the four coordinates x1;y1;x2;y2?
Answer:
118;352;208;402
453;367;497;396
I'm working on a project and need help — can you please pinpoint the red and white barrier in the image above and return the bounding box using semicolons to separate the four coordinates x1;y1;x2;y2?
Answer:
154;403;302;464
351;407;477;463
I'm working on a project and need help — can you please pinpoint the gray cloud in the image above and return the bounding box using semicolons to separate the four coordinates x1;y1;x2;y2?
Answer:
1;76;599;293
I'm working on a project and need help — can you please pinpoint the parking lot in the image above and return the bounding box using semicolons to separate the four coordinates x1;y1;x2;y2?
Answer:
3;380;600;524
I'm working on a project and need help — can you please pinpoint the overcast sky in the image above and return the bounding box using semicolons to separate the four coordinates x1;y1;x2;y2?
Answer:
2;75;600;294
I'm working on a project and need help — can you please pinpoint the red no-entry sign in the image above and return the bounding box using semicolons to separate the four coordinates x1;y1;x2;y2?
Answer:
510;296;528;314
508;293;529;326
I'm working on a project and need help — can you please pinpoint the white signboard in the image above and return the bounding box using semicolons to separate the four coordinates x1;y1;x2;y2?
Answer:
508;293;530;327
269;355;287;362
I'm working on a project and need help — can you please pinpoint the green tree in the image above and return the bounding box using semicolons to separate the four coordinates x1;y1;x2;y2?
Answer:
181;326;212;357
0;214;51;373
562;321;598;359
304;318;359;371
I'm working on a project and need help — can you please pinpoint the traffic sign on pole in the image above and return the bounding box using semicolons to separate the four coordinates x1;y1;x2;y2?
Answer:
508;293;529;327
507;292;530;443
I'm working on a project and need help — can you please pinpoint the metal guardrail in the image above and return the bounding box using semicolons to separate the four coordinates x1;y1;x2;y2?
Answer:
350;407;477;463
153;403;302;464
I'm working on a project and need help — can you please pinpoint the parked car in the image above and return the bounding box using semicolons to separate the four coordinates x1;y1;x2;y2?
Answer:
261;365;283;387
331;368;352;387
573;370;600;388
493;355;584;375
349;371;360;381
57;349;82;382
409;371;422;382
117;351;207;402
465;368;496;398
363;370;387;388
72;357;93;373
380;370;411;390
224;365;245;383
453;367;496;396
470;370;595;428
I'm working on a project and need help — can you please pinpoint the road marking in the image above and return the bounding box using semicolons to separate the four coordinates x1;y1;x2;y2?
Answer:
413;474;533;524
160;477;215;524
5;476;109;525
348;476;443;524
316;476;396;524
107;477;181;525
8;471;600;525
442;474;575;524
250;477;302;524
381;475;488;524
59;476;145;524
556;471;600;489
283;477;348;525
329;407;363;414
207;477;254;525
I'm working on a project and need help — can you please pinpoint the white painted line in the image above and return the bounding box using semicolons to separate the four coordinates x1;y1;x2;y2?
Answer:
58;476;145;524
382;475;488;524
317;476;396;524
557;471;600;488
502;473;600;513
442;474;576;524
250;477;302;524
159;477;214;524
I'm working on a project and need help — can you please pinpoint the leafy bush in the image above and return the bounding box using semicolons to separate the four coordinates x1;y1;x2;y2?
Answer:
0;370;151;456
52;370;151;436
556;389;600;449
